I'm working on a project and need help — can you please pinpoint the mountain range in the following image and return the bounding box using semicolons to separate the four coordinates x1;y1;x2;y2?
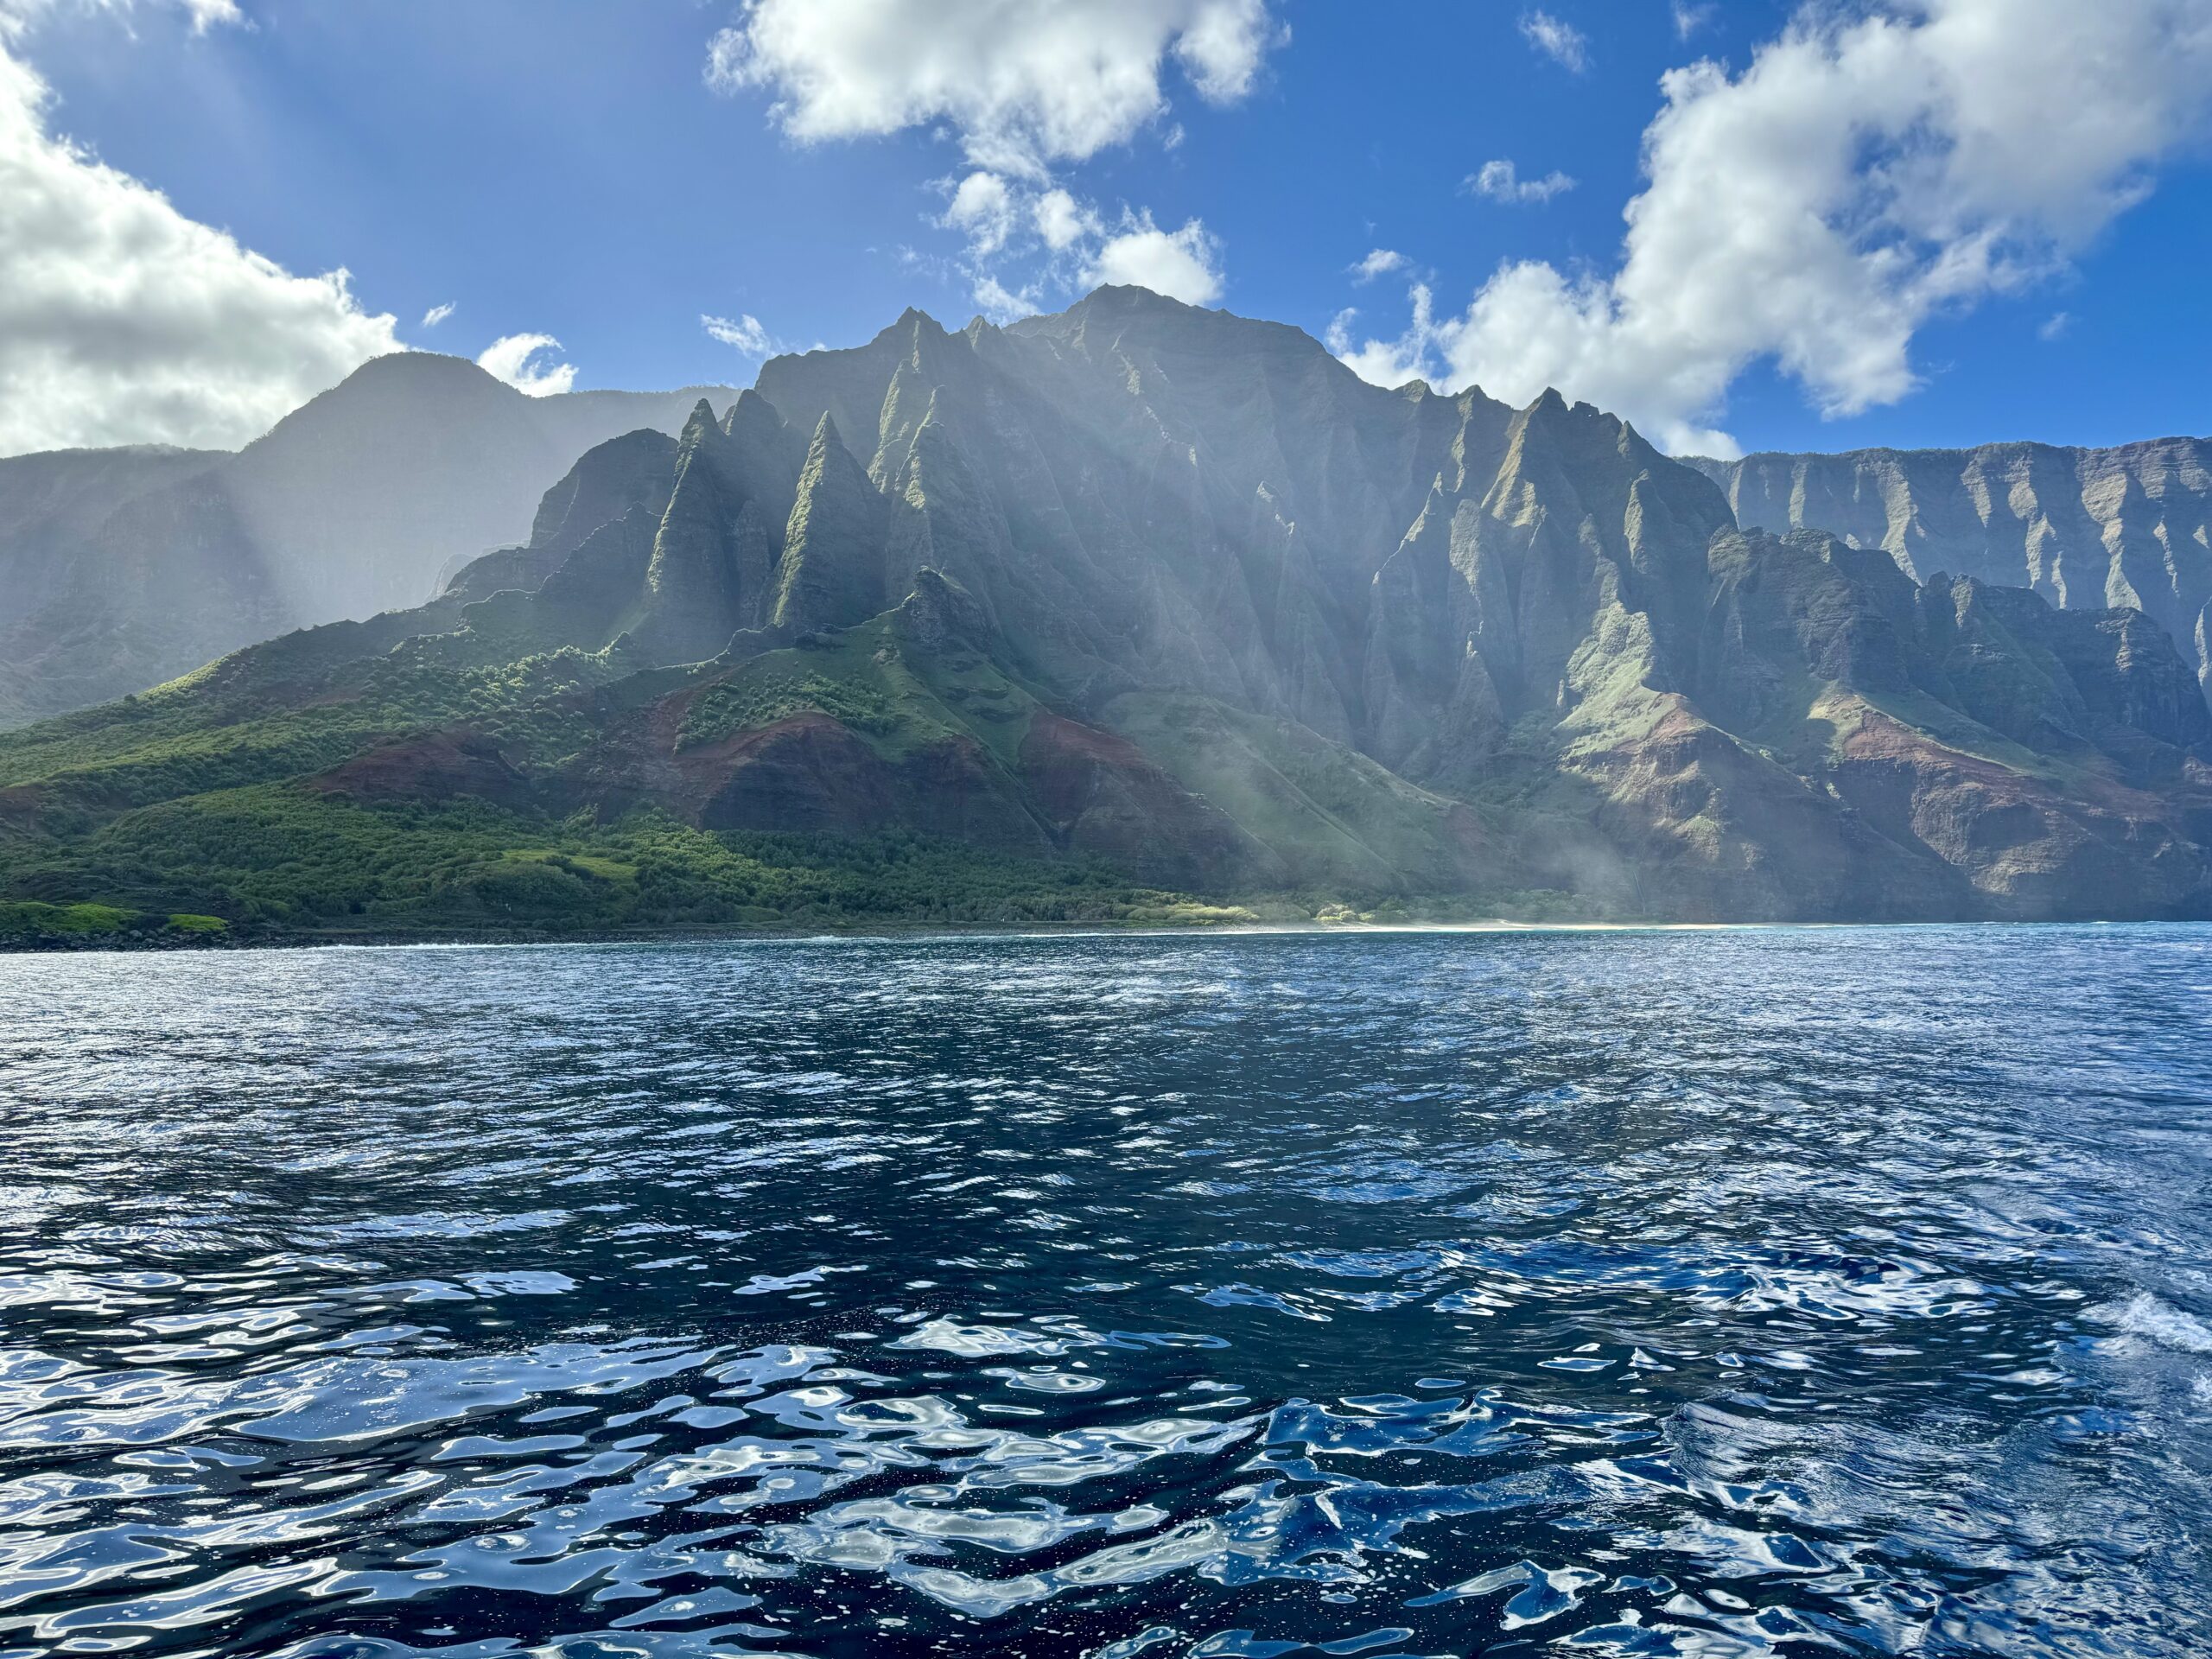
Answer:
1691;439;2212;703
2;287;2208;938
0;360;736;728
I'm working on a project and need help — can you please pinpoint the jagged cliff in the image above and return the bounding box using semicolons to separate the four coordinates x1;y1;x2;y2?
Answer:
3;290;2207;929
1690;439;2212;703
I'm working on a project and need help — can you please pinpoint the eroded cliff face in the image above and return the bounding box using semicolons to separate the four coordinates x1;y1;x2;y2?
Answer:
349;289;2212;917
1692;439;2212;704
7;290;2209;923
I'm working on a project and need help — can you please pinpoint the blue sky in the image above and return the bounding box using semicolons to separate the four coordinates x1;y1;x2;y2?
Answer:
4;0;2209;459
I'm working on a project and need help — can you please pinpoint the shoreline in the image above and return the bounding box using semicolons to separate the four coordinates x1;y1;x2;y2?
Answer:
2;913;2195;957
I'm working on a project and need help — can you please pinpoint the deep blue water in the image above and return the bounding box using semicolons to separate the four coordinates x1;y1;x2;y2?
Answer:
1;926;2209;1658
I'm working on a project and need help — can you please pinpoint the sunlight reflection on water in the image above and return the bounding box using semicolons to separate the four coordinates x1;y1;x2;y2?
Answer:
0;925;2208;1656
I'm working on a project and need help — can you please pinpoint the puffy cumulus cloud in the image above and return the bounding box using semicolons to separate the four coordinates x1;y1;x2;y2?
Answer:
1519;10;1588;73
933;167;1222;318
0;21;402;455
1465;159;1576;205
1332;0;2212;457
1032;187;1093;252
939;168;1019;257
476;333;575;397
1081;214;1224;307
702;312;776;356
707;0;1283;179
708;0;1278;316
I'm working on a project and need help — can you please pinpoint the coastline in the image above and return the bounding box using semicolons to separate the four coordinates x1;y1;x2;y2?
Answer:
3;912;2191;956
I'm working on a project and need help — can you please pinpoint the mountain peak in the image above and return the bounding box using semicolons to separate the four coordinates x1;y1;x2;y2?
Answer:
869;307;956;354
333;350;508;391
10;288;2212;926
722;386;782;443
1071;283;1205;315
679;397;720;441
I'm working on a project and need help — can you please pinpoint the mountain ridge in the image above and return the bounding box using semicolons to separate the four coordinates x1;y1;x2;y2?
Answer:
0;354;740;729
1689;436;2212;704
3;287;2207;938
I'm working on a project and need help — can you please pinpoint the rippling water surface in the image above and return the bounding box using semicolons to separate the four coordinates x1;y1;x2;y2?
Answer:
3;927;2209;1657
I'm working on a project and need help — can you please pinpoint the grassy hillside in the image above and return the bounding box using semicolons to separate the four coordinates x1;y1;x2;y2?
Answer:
0;601;1329;947
0;786;1254;946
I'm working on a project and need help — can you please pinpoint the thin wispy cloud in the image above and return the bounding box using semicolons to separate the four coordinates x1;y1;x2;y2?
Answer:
177;0;239;30
1519;10;1589;73
1466;160;1577;205
1352;248;1408;283
421;302;455;329
1671;2;1717;38
702;313;777;356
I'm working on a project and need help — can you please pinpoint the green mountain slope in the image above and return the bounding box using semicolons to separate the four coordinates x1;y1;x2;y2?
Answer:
4;289;2209;942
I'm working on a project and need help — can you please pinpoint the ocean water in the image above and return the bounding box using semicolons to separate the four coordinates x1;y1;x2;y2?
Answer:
1;927;2209;1658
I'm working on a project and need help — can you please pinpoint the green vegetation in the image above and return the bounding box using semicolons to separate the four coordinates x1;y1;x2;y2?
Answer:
0;594;1636;947
0;634;620;815
0;900;231;948
0;776;1264;943
0;588;1321;947
0;900;137;936
678;617;1039;765
1104;691;1478;890
680;671;899;747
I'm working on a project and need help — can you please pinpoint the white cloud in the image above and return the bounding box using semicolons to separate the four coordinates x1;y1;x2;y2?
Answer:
421;301;455;328
1519;10;1589;73
940;168;1019;257
1352;248;1408;283
707;3;1272;315
702;312;778;356
0;0;239;29
1033;187;1094;252
1670;2;1716;39
1326;288;1431;390
706;0;1283;179
1081;213;1224;306
0;16;401;456
2038;310;2072;341
476;333;574;397
971;271;1043;323
1465;159;1577;205
1332;0;2212;457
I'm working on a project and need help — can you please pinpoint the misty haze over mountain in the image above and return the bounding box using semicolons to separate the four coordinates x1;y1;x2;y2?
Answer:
4;288;2208;926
